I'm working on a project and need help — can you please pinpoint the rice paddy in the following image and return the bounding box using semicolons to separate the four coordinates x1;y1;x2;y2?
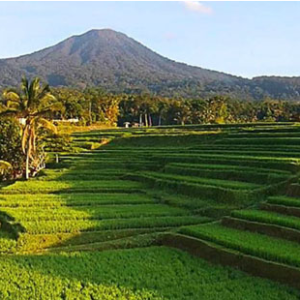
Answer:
1;122;300;298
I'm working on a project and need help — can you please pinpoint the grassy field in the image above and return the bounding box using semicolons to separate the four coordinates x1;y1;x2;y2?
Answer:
1;247;299;300
1;122;300;298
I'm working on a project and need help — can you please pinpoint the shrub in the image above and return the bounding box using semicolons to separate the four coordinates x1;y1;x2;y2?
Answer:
0;117;23;179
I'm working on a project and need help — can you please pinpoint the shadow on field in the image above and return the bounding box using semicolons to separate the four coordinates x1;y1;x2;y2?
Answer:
1;124;298;253
34;130;221;250
36;139;159;250
42;128;245;250
2;126;300;298
0;180;26;242
0;179;16;189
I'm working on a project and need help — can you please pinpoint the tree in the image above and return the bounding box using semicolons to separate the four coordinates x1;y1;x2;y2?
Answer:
1;77;58;179
169;99;191;125
204;96;230;124
156;97;169;126
189;98;206;124
52;87;84;120
0;117;23;178
84;87;107;123
104;96;120;126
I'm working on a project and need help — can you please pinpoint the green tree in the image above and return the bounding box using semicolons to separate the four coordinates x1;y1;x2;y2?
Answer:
169;99;191;125
1;77;58;179
0;117;23;178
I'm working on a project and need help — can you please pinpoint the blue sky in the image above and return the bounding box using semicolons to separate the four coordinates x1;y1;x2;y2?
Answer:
0;1;299;78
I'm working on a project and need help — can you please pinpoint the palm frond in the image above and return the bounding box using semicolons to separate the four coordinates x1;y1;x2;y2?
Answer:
41;92;57;103
3;90;20;103
0;109;19;117
33;102;61;117
21;77;29;100
36;84;56;111
0;160;12;174
38;84;51;100
36;117;57;134
27;77;40;108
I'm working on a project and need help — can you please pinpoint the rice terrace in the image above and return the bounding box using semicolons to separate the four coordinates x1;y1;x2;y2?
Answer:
1;120;300;299
2;1;300;299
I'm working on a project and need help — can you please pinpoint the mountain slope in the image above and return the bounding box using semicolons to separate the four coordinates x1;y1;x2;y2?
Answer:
0;29;299;100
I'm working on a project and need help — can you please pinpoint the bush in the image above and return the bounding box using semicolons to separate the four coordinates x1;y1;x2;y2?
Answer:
0;117;23;179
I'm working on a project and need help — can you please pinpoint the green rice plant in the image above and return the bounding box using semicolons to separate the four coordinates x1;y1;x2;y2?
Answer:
133;171;262;190
204;143;300;149
228;132;300;138
167;162;291;175
149;191;240;218
36;168;127;181
0;247;297;300
0;230;17;253
215;137;300;146
231;209;300;231
0;193;155;207
0;237;17;253
164;164;291;184
268;196;300;208
0;180;144;194
2;204;190;222
105;133;221;149
127;172;264;204
184;149;300;159
152;153;299;172
180;223;300;267
21;216;209;234
16;228;164;252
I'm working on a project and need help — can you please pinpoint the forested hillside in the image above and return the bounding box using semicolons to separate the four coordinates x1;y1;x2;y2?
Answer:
1;29;300;100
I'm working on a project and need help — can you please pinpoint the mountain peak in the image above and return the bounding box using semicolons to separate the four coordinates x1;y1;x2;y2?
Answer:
1;29;300;100
74;28;127;40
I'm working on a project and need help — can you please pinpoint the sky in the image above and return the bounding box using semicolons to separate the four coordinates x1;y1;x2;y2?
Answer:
0;1;299;78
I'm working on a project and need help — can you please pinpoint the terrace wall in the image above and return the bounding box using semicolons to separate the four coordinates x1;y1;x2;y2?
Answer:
160;233;300;289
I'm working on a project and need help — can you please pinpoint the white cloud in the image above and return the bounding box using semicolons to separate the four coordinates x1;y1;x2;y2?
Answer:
183;1;212;15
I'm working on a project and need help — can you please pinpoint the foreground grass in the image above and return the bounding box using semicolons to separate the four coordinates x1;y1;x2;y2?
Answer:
0;247;299;300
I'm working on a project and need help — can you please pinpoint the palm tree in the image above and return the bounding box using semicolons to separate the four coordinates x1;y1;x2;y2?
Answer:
1;77;58;179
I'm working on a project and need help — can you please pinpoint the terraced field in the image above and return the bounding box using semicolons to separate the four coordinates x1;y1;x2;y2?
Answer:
1;122;300;298
146;124;300;290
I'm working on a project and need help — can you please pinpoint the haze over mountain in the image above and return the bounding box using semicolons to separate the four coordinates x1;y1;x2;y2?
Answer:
0;29;299;100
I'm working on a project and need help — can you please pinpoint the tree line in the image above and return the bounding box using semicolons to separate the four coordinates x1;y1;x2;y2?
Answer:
26;86;300;126
55;88;300;126
1;77;300;181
